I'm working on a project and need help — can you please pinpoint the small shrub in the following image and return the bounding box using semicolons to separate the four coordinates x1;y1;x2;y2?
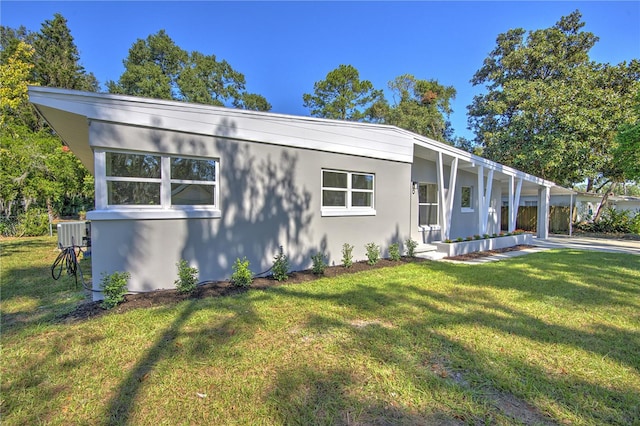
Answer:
473;234;482;240
101;271;130;309
456;237;464;242
465;236;473;241
492;233;498;238
388;242;401;261
175;259;198;294
483;234;490;239
342;243;354;268
444;239;453;243
272;249;289;281
365;242;380;265
311;252;327;275
231;257;253;287
16;208;49;237
405;238;418;257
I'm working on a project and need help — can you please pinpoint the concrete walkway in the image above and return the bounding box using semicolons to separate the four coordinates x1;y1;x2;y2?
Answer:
436;235;640;264
533;235;640;256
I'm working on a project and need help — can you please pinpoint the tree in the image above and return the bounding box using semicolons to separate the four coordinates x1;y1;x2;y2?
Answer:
382;74;456;141
468;10;640;187
302;64;384;121
0;14;96;220
32;13;98;91
108;30;271;111
0;40;36;127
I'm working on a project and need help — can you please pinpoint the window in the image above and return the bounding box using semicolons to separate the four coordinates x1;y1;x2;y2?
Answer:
321;169;375;216
95;150;220;219
170;157;217;206
418;183;438;226
461;186;474;212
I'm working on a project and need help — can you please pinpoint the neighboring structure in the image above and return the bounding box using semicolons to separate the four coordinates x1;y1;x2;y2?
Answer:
29;87;574;299
515;192;640;223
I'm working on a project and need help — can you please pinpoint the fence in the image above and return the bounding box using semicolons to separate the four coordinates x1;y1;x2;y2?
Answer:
501;206;572;233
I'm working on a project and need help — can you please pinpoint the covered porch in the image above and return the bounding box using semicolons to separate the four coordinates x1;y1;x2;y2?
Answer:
410;136;575;248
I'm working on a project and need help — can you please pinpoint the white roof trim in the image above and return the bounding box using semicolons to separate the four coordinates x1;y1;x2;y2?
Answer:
29;86;574;195
29;86;415;164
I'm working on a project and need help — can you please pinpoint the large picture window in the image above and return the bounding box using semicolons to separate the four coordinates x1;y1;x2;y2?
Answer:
321;169;375;216
418;183;438;226
97;150;219;218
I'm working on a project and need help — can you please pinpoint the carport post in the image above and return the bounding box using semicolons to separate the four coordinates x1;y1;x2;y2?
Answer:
537;186;550;239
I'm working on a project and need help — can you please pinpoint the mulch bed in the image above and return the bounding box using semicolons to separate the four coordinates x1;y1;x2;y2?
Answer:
61;245;536;323
60;258;425;322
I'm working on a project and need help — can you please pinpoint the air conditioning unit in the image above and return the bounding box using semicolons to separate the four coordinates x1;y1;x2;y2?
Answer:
57;221;91;249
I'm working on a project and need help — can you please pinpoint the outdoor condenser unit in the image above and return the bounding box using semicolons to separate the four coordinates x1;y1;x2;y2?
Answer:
57;221;91;249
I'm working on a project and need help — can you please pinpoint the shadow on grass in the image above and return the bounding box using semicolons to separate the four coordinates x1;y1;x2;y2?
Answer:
103;296;264;425
264;252;640;424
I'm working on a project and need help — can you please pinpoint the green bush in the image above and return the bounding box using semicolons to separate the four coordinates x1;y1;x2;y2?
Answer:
404;238;418;257
175;259;198;294
272;250;289;281
342;243;354;268
388;242;401;261
311;252;327;275
231;257;253;287
365;242;380;265
16;208;49;237
100;271;130;309
0;216;19;237
575;207;639;234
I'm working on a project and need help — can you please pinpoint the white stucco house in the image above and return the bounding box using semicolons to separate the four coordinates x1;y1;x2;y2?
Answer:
29;87;574;299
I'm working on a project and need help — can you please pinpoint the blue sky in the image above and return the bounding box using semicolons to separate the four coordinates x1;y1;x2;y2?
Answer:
2;1;639;140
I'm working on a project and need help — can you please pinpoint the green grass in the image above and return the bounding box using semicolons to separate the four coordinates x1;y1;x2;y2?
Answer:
1;237;639;425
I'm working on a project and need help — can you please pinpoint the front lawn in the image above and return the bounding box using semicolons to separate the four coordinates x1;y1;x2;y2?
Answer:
1;237;639;425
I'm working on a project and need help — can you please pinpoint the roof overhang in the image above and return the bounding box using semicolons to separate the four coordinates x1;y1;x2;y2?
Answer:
412;135;575;197
28;86;415;172
28;86;575;197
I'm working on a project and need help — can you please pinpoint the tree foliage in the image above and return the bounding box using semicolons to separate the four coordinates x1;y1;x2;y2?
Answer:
0;14;95;220
108;30;271;111
303;65;456;142
382;74;456;141
0;40;35;127
468;10;640;187
302;64;384;121
33;13;98;91
612;91;640;182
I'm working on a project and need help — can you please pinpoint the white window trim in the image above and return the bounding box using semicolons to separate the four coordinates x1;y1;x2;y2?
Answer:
461;185;474;213
321;169;376;217
418;182;439;227
91;149;221;220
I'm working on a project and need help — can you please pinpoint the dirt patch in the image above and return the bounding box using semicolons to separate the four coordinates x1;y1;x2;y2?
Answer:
59;258;427;323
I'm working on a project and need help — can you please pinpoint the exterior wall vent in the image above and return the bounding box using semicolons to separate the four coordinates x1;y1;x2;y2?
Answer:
57;221;91;248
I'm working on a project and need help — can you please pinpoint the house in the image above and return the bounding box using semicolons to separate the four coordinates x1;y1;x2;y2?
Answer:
29;87;574;299
514;192;640;224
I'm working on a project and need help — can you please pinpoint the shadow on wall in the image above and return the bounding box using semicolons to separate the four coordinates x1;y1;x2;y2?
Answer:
91;115;322;288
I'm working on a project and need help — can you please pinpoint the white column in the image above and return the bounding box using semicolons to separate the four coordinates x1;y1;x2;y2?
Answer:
508;176;522;232
477;165;485;235
444;158;458;240
480;169;494;235
436;153;459;241
537;186;551;239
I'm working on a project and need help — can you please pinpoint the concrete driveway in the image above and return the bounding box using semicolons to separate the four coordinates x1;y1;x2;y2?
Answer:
533;235;640;256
